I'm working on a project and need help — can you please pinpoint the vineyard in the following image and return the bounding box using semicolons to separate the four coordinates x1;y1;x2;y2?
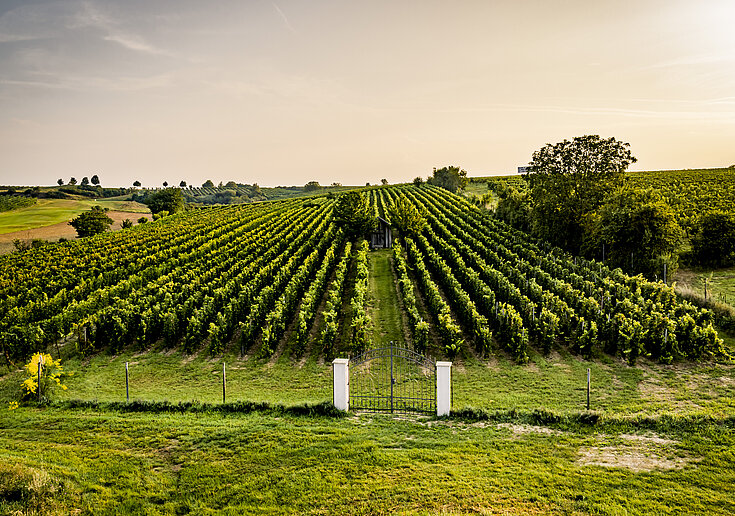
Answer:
0;185;727;366
484;167;735;228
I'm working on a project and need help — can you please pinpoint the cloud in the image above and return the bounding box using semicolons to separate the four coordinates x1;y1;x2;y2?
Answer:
272;2;295;33
68;1;172;56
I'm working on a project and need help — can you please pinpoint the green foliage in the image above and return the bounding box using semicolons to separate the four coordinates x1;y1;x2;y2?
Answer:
427;165;468;193
19;352;70;403
350;240;371;354
525;135;637;252
121;219;133;229
143;187;185;215
320;243;352;358
0;196;36;212
137;216;147;224
68;205;114;237
91;174;100;185
304;181;321;191
386;195;427;237
692;210;735;267
493;183;531;232
584;188;684;279
413;176;424;186
334;191;375;240
202;179;214;188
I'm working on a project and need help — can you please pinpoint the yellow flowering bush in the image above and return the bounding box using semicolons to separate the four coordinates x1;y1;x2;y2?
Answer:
20;353;70;402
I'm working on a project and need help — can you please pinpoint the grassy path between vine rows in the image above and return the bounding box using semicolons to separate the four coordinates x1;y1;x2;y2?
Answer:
367;248;405;348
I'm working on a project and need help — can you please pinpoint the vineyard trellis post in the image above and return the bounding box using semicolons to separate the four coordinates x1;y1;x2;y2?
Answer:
125;362;129;402
37;354;43;402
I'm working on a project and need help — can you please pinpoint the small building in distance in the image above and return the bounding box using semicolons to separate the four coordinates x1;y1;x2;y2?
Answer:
370;216;393;249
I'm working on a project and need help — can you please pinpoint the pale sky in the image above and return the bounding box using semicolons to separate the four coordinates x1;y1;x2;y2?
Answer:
1;0;734;187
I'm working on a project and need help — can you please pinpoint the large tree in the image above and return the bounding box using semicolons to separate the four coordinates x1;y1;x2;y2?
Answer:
427;165;468;193
386;195;426;238
585;188;683;279
69;206;113;237
691;210;735;267
524;135;636;252
334;191;375;239
144;187;185;215
91;174;100;186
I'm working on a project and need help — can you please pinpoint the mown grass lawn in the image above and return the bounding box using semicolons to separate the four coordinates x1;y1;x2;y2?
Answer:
1;407;734;515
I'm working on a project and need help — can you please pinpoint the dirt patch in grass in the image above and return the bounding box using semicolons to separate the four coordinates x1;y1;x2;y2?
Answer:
577;445;690;472
578;431;693;472
496;423;564;437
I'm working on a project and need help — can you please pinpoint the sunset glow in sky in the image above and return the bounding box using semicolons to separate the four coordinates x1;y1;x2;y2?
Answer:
1;0;734;187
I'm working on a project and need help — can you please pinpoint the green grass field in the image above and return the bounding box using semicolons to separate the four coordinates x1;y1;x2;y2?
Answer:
2;406;734;514
0;199;149;234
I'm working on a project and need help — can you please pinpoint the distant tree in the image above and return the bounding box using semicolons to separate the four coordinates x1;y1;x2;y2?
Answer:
202;179;214;188
304;181;321;192
386;195;427;238
91;174;100;186
413;176;424;186
366;182;370;187
331;182;342;187
144;187;185;215
427;165;468;193
252;183;261;194
69;177;77;185
162;181;168;187
57;178;64;186
218;181;224;188
133;180;141;188
69;206;113;237
81;176;89;186
584;188;684;279
524;135;636;253
691;210;735;267
381;179;388;185
137;216;148;224
334;191;375;240
494;184;531;232
225;181;238;188
179;180;187;188
121;219;134;229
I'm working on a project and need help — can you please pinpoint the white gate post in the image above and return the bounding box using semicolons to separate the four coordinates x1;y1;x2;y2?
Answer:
332;358;349;412
436;361;452;416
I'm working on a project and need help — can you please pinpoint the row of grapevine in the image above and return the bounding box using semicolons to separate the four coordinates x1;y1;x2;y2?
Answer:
321;243;353;358
0;198;344;362
293;237;345;355
350;240;371;354
404;237;464;357
392;239;429;353
375;183;724;363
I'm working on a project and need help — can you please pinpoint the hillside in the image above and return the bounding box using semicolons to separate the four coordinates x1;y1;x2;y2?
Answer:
1;184;728;367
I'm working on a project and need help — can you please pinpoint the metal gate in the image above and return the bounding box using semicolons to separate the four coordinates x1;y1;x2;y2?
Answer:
349;344;436;414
